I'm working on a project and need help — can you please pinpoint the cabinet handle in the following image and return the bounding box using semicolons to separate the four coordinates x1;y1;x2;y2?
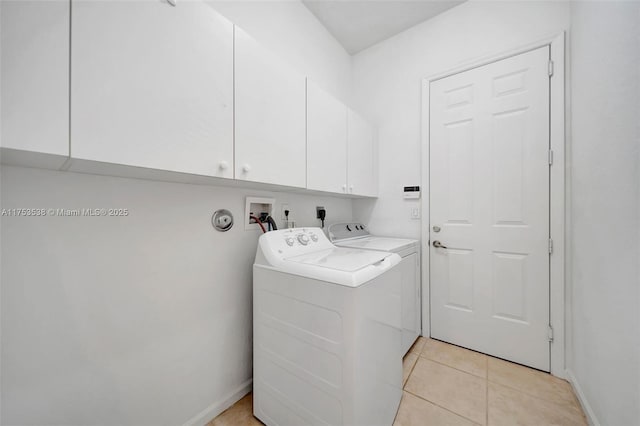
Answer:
219;161;229;171
242;164;251;173
167;0;176;6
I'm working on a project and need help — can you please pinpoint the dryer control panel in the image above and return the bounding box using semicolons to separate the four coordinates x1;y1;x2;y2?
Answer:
328;222;370;242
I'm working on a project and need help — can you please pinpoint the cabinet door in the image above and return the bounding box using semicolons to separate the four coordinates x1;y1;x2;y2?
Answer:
1;0;69;156
347;109;377;197
234;27;306;188
306;80;348;193
71;0;233;177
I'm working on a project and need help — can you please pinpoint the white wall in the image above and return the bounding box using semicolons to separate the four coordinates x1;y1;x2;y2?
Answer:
211;0;352;104
0;167;352;426
351;1;639;425
0;2;353;424
351;0;570;238
569;2;640;425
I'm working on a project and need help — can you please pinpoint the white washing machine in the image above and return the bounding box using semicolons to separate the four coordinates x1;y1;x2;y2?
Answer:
253;227;403;426
328;223;421;356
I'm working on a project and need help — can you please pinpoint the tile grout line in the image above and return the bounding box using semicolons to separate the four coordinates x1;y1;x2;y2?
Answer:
485;360;580;406
485;357;489;426
403;353;420;387
406;347;486;426
488;380;584;411
402;388;483;426
417;339;585;423
416;352;488;380
420;340;581;410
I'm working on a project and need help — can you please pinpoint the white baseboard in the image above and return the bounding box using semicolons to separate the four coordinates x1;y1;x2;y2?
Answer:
565;369;600;426
182;378;253;426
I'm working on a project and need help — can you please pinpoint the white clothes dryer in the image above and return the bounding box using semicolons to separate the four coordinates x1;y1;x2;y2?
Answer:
328;223;421;355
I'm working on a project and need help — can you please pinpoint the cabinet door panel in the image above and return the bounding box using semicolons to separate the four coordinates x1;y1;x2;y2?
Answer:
234;27;306;188
1;0;69;156
306;80;347;193
71;0;233;177
347;109;377;197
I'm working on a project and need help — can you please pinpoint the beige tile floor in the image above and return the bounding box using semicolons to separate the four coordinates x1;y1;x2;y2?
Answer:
209;338;587;426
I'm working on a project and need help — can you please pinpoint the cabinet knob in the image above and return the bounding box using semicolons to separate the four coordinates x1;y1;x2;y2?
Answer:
219;161;229;171
349;185;354;193
242;164;251;173
342;184;347;192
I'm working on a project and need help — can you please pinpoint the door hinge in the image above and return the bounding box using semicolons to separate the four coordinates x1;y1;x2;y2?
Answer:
548;149;554;165
548;60;554;77
548;325;554;342
548;238;554;254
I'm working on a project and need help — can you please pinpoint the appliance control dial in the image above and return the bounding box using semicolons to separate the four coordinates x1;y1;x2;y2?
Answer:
285;237;295;246
309;233;318;242
297;234;310;245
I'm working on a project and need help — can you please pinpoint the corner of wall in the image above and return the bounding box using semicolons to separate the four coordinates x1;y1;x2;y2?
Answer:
565;369;600;426
181;379;252;426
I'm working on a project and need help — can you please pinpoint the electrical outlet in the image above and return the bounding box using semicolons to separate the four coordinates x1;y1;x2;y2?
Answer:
316;206;325;219
281;204;290;220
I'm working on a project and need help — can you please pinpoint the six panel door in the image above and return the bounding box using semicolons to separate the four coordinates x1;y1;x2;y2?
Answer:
429;46;551;371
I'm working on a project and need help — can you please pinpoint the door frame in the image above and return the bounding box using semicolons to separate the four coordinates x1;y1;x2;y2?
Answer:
420;32;566;378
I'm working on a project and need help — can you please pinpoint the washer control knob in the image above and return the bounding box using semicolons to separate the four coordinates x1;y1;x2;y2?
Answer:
309;233;318;242
285;237;295;246
297;234;309;245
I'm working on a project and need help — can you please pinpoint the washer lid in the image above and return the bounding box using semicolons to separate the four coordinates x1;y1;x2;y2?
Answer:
285;248;391;272
335;237;417;253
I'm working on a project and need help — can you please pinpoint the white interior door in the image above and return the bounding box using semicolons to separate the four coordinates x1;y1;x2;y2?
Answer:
429;46;551;371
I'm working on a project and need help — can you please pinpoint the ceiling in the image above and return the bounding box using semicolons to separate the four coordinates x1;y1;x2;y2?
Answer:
302;0;466;54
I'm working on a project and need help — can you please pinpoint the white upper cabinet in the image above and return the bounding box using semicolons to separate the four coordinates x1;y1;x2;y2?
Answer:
306;80;348;193
1;0;69;156
234;27;306;188
71;0;234;178
347;109;377;197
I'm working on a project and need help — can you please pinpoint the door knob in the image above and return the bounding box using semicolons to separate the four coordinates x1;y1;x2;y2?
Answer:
433;240;448;249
